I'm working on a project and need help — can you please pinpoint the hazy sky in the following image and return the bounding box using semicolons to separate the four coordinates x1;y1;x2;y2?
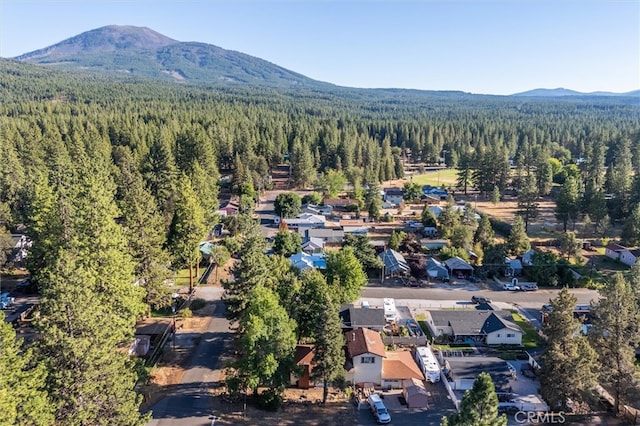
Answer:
1;0;638;95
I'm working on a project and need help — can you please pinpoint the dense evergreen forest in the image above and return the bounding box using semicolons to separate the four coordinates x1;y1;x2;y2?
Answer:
1;58;639;424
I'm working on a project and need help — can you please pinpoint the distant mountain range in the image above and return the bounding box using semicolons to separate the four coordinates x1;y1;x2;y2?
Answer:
512;88;640;97
11;25;640;97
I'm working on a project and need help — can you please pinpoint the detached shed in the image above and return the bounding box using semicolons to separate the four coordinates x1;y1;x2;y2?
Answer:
402;378;429;408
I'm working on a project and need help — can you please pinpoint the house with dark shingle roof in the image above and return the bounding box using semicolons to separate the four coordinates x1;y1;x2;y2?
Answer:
340;304;386;331
379;248;410;277
424;310;523;345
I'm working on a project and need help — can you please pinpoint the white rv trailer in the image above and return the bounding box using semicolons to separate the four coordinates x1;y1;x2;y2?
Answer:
415;346;441;383
383;298;397;323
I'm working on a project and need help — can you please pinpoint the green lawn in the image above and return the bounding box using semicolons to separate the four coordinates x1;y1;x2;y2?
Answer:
174;267;204;288
410;168;459;188
511;313;542;348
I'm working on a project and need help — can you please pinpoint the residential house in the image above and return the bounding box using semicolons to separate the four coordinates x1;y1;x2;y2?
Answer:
428;205;444;218
424;310;523;345
381;350;425;389
296;227;345;244
379;249;410;277
344;328;425;389
301;236;324;253
339;304;386;331
520;248;536;267
504;258;523;277
421;239;448;251
218;200;240;216
383;187;404;205
605;243;640;267
289;252;327;272
444;356;514;393
426;258;449;281
290;344;315;389
283;213;326;230
301;203;333;217
323;198;358;211
422;226;438;238
422;185;448;200
345;328;386;387
444;256;474;278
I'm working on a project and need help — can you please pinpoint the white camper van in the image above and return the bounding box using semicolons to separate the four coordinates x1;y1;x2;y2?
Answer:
367;393;391;424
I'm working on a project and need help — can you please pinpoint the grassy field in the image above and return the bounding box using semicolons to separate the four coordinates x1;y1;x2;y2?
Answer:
409;168;459;187
511;313;542;348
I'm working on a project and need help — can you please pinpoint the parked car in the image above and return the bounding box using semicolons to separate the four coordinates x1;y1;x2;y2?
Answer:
367;394;391;424
520;283;539;291
471;295;491;304
503;283;520;291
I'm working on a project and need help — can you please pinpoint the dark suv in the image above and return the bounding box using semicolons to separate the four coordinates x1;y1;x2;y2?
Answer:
471;295;491;304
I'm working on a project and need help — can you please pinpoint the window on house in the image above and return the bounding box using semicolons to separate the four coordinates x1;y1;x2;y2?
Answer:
361;356;375;364
507;333;515;338
496;334;500;337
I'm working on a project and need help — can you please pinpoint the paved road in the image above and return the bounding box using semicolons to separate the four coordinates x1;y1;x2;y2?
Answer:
148;287;231;426
361;282;598;309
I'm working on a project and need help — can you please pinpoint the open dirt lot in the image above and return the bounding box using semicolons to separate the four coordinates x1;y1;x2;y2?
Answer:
208;387;356;426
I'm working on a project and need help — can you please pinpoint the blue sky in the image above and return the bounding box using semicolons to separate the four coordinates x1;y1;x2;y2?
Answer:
1;0;638;95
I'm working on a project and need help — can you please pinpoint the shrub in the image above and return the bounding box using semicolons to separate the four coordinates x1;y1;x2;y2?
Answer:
178;308;193;318
190;298;207;311
257;388;283;411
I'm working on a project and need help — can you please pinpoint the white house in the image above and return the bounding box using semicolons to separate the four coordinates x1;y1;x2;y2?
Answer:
345;328;386;387
283;213;326;230
605;243;639;267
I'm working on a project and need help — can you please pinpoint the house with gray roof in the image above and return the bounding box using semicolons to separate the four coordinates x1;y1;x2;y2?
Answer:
339;304;386;331
302;236;324;253
424;309;523;345
504;258;523;277
444;256;474;278
379;249;410;277
426;258;449;281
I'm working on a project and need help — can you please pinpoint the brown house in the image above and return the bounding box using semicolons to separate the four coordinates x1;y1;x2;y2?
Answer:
291;344;315;389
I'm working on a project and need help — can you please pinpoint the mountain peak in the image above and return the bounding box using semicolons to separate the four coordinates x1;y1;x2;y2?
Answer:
15;25;178;61
14;25;325;88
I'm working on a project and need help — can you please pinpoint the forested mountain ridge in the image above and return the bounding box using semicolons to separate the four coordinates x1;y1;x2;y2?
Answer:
513;88;640;97
13;25;333;89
